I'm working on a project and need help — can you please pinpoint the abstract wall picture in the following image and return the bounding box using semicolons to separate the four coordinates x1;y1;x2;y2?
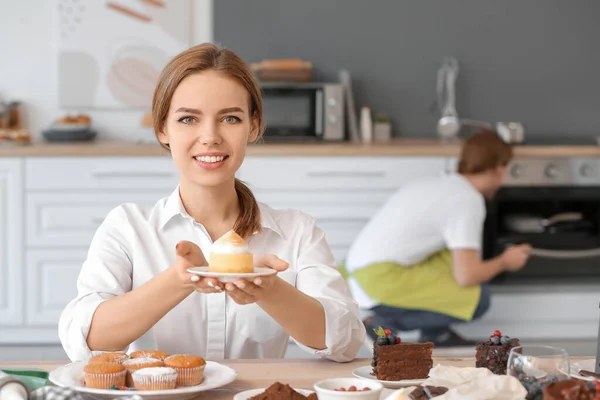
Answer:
58;0;192;109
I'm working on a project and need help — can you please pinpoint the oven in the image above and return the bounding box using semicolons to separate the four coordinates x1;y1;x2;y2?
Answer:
483;157;600;284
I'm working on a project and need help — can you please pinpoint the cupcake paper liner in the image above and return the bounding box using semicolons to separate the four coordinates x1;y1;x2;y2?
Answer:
172;365;205;387
132;369;177;390
84;370;126;389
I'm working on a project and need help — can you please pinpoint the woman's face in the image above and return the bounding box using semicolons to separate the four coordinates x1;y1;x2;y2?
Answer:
158;70;259;189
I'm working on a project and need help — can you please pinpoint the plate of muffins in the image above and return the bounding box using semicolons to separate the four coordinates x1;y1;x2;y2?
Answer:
187;230;278;283
49;350;237;400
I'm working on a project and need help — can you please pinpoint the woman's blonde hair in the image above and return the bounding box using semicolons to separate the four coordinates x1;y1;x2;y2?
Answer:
152;43;264;238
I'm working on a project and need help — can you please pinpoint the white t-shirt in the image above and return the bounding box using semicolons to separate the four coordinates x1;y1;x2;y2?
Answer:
345;174;486;308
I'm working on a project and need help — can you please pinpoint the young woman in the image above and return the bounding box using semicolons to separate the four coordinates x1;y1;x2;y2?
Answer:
58;43;365;362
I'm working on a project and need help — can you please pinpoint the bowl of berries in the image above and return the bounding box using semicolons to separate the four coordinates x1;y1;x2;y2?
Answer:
313;378;383;400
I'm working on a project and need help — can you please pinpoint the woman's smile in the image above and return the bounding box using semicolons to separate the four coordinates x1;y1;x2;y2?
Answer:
193;151;230;170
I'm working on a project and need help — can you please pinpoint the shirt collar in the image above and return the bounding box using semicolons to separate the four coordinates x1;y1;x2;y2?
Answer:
159;186;285;239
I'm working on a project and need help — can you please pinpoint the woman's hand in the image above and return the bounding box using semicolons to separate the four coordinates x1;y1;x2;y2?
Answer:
174;240;224;293
225;254;289;305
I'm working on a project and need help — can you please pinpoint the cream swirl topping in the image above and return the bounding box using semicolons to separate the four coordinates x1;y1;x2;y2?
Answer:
211;230;249;254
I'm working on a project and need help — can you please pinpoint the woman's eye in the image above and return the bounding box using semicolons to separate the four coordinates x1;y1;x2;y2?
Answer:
223;116;241;124
178;116;195;124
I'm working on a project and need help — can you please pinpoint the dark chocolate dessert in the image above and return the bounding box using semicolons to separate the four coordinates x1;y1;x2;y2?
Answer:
543;378;600;400
475;330;520;375
249;382;317;400
409;385;449;399
372;327;434;381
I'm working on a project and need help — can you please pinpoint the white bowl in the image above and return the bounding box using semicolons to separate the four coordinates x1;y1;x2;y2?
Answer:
314;378;383;400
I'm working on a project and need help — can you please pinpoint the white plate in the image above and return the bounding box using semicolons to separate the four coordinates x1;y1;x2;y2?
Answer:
570;359;597;382
49;361;237;400
187;266;278;283
352;365;426;389
233;387;314;400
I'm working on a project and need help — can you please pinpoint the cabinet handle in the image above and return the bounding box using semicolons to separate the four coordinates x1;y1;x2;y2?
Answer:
92;171;174;178
307;171;386;178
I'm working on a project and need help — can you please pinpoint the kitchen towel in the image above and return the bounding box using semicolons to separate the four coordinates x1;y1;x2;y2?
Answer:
384;364;527;400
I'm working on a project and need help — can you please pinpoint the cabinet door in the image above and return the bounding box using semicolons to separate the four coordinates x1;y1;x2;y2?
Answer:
26;192;168;247
25;157;178;190
0;159;23;325
26;249;86;326
239;157;447;190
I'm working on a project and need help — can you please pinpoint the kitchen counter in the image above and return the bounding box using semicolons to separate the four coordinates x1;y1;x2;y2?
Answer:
1;139;600;157
4;357;593;399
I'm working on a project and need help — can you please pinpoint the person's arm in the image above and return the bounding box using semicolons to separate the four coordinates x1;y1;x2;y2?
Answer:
256;276;327;350
58;208;216;361
451;249;506;286
86;265;194;352
268;214;365;362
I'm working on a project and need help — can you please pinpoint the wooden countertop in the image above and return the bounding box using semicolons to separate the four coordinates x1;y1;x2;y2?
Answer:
2;357;593;399
1;139;600;157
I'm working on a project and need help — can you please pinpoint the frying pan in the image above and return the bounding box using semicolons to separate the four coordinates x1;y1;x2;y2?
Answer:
503;212;583;234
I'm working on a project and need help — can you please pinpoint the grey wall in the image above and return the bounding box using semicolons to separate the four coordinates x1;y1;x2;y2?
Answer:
214;0;600;140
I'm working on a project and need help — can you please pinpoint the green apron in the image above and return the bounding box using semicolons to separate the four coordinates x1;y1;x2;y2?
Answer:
347;249;480;321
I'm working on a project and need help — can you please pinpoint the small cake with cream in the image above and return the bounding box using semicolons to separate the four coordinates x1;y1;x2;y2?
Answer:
209;230;254;273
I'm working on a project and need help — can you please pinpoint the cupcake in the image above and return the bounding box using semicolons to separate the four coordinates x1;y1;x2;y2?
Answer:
130;350;170;360
122;357;165;387
164;354;206;386
83;362;126;389
209;230;253;273
88;351;129;364
132;367;178;390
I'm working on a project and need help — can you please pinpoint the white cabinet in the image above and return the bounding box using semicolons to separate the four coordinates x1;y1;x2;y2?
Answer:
26;249;87;326
240;156;448;263
25;157;178;190
0;159;23;326
0;156;179;344
26;192;168;247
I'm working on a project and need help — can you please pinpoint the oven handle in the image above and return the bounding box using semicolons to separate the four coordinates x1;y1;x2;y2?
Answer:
530;247;600;259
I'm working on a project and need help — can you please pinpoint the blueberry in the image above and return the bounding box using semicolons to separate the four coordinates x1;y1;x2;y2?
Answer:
376;336;389;346
490;335;501;345
109;385;119;390
500;335;511;345
387;334;397;345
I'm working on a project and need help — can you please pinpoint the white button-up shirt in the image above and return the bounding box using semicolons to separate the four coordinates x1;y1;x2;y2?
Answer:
58;187;365;362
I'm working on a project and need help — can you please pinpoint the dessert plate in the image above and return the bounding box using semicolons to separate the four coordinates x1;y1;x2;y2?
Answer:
187;266;278;283
49;360;237;400
352;365;425;389
233;387;314;400
569;359;596;382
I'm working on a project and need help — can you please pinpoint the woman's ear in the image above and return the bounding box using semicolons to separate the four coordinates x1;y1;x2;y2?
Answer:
157;129;169;145
248;116;260;143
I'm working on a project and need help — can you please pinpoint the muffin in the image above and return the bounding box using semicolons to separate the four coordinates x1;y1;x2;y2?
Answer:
208;230;253;273
132;367;178;390
122;357;165;387
88;351;129;364
164;354;206;386
83;362;126;389
130;350;170;360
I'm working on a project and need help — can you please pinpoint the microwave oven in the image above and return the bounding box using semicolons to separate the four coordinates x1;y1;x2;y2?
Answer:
260;82;345;142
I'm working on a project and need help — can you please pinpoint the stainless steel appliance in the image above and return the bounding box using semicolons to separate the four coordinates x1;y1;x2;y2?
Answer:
260;82;345;142
483;157;600;284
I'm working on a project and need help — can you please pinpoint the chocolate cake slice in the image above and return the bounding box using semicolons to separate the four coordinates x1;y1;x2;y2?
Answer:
249;382;317;400
409;385;449;399
475;330;520;375
543;378;599;400
371;327;434;381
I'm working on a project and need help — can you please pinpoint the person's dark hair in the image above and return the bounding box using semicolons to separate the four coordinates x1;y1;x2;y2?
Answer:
152;43;263;238
458;130;513;174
